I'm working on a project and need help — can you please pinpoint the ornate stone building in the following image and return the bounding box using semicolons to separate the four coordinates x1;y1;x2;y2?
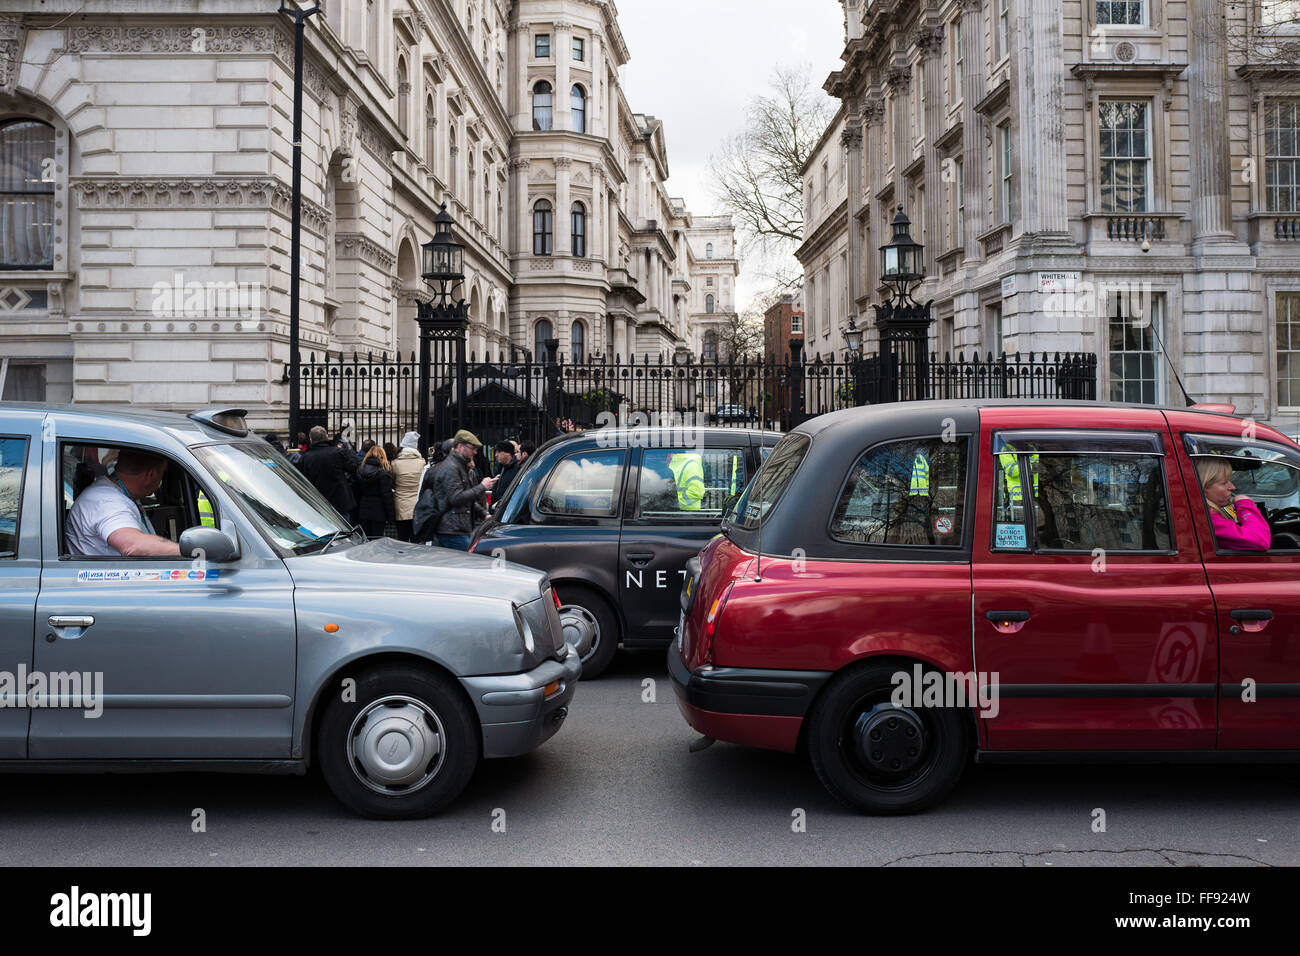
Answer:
0;0;734;429
802;0;1300;428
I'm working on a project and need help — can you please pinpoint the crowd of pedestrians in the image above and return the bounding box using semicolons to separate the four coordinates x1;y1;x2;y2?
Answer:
268;423;535;551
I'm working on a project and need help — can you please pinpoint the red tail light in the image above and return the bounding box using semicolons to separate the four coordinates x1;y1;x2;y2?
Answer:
702;583;735;664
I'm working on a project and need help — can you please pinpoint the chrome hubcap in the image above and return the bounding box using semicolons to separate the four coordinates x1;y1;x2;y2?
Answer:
559;604;599;661
347;695;444;795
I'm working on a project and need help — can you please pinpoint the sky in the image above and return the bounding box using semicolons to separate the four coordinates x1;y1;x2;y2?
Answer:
614;0;846;312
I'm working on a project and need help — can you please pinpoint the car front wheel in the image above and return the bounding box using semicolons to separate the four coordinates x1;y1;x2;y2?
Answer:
807;662;970;814
317;664;480;819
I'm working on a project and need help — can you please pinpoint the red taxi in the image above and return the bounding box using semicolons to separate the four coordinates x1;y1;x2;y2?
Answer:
669;400;1300;813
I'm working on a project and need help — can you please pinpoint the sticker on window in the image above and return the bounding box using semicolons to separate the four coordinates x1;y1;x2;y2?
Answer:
994;523;1028;549
935;516;954;535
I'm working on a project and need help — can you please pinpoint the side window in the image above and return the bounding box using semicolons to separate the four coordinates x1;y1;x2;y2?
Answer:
1183;432;1300;552
60;444;215;556
0;437;29;558
727;433;809;530
638;447;747;519
830;437;968;546
536;449;625;518
992;431;1172;553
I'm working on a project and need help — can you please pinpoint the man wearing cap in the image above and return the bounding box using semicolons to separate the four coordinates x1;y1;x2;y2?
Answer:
431;429;496;550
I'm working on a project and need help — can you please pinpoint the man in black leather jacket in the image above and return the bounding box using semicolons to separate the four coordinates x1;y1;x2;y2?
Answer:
431;429;496;550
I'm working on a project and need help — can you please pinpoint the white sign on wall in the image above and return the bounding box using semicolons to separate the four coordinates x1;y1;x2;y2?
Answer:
1001;275;1017;297
1038;271;1081;294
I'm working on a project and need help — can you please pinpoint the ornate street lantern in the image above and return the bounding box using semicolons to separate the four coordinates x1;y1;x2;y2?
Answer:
879;204;924;304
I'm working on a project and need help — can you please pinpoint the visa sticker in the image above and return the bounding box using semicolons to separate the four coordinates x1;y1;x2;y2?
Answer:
995;523;1028;549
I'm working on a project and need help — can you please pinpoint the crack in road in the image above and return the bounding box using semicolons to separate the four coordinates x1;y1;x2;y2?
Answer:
881;847;1273;867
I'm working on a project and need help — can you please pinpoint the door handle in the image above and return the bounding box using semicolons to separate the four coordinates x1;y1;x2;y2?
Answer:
1229;608;1273;634
626;552;654;567
48;615;95;628
985;609;1029;634
46;614;95;641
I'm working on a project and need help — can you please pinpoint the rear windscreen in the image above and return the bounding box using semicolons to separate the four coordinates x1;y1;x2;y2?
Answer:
724;433;809;531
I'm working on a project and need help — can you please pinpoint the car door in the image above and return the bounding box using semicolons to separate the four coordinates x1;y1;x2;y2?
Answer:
619;441;748;643
972;409;1219;751
30;428;297;759
0;417;39;758
1173;423;1300;750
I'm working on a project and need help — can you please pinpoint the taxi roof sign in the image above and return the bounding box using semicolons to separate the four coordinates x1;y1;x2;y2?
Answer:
188;407;250;437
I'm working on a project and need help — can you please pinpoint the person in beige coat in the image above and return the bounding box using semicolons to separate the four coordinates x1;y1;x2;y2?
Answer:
391;431;426;541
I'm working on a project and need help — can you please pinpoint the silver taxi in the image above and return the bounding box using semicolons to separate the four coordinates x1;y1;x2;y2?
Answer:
0;403;580;819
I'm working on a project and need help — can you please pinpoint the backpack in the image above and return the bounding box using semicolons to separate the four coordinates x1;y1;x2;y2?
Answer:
411;468;445;542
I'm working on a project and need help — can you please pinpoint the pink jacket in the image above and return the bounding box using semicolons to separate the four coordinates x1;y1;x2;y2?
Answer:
1210;497;1271;551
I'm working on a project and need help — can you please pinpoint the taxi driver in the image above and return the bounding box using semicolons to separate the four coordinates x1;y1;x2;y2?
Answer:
66;449;183;557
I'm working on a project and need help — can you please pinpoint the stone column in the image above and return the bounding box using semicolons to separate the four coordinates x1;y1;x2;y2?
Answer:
590;33;604;137
437;83;449;183
960;0;986;260
919;24;945;274
555;20;572;130
591;163;604;261
862;94;885;295
1014;0;1069;236
887;63;911;203
1188;0;1234;243
512;158;531;257
556;157;572;255
514;24;530;131
841;119;864;312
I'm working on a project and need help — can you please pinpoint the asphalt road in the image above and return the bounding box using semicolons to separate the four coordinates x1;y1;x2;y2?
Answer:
1;650;1297;866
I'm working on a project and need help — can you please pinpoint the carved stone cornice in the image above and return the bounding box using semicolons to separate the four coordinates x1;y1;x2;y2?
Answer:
914;24;944;56
68;24;275;54
72;176;331;232
337;232;397;270
357;115;393;158
862;97;886;126
886;64;912;92
0;15;26;95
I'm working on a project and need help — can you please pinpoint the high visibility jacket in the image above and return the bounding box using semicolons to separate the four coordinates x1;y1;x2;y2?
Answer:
668;453;706;511
197;490;216;527
729;454;740;495
999;452;1040;504
909;453;931;496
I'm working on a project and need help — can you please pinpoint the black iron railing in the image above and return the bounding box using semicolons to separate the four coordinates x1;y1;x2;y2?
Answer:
295;347;1098;449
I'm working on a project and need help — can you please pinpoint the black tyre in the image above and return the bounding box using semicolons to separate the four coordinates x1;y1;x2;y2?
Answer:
807;662;970;814
558;585;620;679
316;664;480;819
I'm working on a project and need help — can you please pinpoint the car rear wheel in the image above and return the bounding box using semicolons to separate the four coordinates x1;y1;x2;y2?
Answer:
807;662;970;814
558;585;619;679
317;664;480;819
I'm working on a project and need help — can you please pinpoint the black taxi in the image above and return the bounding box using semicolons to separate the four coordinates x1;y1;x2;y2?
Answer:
471;425;779;677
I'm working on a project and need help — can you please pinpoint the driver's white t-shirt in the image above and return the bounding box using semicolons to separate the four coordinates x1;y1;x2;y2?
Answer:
66;476;157;557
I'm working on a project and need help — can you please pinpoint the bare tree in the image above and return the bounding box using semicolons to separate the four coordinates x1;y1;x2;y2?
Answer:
1188;1;1300;64
710;64;836;292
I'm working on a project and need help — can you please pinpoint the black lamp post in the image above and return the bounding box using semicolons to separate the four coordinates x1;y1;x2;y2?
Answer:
873;205;934;402
281;0;320;445
416;203;468;456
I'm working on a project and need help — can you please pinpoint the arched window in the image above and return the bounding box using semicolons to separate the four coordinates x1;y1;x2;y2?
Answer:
571;202;586;257
706;242;713;259
532;81;553;131
571;84;586;133
534;319;554;362
533;199;553;255
705;294;715;314
397;56;409;136
467;149;476;215
449;125;458;191
703;330;719;361
571;320;585;363
0;119;55;269
424;93;437;166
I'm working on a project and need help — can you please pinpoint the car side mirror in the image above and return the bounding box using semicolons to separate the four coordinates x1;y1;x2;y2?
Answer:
179;526;240;564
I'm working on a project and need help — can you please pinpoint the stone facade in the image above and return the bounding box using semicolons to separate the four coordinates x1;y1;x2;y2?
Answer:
799;0;1300;428
0;0;736;430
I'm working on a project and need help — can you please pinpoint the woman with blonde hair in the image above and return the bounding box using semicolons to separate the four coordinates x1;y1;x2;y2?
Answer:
1196;457;1271;551
356;443;395;539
